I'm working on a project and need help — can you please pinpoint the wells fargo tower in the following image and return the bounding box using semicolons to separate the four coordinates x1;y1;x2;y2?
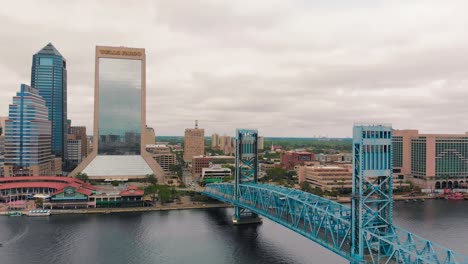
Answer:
71;46;164;181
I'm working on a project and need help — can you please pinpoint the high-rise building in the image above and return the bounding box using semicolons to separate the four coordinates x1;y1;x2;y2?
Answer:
71;46;164;181
393;129;468;189
258;136;264;150
218;135;234;155
211;133;219;149
183;121;205;162
31;43;67;159
4;84;52;176
0;116;7;177
144;126;156;146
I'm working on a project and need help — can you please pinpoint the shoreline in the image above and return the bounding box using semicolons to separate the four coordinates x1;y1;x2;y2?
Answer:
0;203;233;216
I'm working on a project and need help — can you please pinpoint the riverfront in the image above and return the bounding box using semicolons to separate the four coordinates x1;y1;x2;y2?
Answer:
0;200;466;264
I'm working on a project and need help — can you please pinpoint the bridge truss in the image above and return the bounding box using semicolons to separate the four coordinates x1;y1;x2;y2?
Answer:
202;126;468;263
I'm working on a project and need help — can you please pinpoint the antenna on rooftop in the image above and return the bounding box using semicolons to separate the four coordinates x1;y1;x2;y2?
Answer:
195;120;198;129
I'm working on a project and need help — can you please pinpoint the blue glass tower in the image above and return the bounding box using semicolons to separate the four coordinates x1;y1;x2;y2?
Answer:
4;84;52;176
31;43;67;159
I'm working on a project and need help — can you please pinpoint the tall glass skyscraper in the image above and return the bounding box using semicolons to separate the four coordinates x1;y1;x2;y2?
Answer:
4;84;52;176
31;43;67;159
72;46;164;181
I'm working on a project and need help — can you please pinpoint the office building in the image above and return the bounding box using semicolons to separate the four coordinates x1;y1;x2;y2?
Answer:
0;117;6;177
211;133;219;149
258;136;264;150
201;165;231;184
183;121;205;162
394;129;468;189
144;126;155;146
217;135;235;155
66;134;82;169
71;46;164;181
69;126;87;160
31;43;67;158
4;84;52;176
192;156;211;178
281;151;315;169
315;153;352;163
298;165;352;192
146;144;175;173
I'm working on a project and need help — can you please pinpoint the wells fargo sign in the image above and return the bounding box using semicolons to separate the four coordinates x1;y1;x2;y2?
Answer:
99;49;142;57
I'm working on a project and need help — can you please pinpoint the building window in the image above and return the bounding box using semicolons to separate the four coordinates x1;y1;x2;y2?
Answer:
39;57;53;66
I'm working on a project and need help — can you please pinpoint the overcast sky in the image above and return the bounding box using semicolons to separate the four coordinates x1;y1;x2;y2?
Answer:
1;1;468;137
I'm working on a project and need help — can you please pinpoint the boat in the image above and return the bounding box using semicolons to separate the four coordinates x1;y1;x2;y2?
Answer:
26;209;51;216
7;211;22;217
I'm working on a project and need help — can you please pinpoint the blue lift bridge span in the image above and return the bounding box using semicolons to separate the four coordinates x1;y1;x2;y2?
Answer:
202;126;468;264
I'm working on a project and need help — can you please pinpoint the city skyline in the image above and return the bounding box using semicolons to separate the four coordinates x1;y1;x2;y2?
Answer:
2;1;468;137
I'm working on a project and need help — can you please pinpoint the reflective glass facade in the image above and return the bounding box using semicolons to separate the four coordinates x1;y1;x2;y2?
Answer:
393;136;403;168
435;137;468;179
97;58;141;155
411;137;426;178
31;43;67;158
4;84;51;167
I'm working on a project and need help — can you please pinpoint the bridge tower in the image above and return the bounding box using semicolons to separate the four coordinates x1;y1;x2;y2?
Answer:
233;128;262;224
352;124;394;262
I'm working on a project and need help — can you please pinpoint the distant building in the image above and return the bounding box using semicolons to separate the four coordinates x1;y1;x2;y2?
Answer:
4;84;52;176
183;121;205;162
192;156;212;178
66;134;82;170
211;133;219;149
31;43;67;159
50;156;62;176
144;126;156;146
298;165;352;192
218;135;234;155
393;129;468;189
281;151;315;169
258;136;264;150
201;165;231;184
69;126;87;160
146;144;175;173
315;153;352;163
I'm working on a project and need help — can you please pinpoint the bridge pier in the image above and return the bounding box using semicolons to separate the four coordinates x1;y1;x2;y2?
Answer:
232;207;262;225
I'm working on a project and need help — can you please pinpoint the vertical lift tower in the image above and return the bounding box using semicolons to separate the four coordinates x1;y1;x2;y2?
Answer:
233;129;262;224
352;124;394;262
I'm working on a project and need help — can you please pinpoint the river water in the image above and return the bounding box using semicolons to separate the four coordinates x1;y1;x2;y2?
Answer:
0;200;467;264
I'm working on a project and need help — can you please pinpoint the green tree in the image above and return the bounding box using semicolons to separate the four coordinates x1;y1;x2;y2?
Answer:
76;172;89;182
157;185;171;204
35;198;44;209
146;174;157;185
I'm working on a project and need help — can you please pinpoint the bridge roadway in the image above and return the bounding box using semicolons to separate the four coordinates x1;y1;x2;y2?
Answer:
202;183;468;264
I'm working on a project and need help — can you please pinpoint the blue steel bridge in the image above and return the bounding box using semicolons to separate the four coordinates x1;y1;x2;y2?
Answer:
202;127;468;264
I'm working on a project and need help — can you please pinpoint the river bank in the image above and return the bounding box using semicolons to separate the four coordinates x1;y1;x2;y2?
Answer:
0;202;233;216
